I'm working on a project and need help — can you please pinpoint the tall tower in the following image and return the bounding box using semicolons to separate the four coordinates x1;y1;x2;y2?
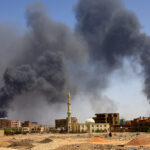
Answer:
67;92;72;133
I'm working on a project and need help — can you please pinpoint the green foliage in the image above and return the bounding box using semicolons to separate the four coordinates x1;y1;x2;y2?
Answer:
3;127;13;135
3;127;21;135
120;119;125;125
11;128;21;134
147;128;150;133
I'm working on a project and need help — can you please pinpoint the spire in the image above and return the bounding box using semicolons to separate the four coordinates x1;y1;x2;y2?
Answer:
67;91;71;133
67;92;71;101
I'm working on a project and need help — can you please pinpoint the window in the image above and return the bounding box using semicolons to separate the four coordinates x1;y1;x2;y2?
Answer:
114;114;118;117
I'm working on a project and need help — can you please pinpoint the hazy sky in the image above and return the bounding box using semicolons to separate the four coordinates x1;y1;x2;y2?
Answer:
0;0;150;122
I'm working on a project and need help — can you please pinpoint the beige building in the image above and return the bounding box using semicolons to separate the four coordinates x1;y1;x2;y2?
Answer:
72;118;110;133
21;127;30;133
31;126;45;133
10;120;21;128
55;117;78;130
21;126;45;133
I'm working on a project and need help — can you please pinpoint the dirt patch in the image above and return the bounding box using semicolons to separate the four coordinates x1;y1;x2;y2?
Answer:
54;143;134;150
126;135;150;146
8;139;33;149
88;137;110;143
0;132;149;150
39;138;53;143
0;141;11;147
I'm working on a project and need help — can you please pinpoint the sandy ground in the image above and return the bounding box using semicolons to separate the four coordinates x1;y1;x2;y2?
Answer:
0;132;149;150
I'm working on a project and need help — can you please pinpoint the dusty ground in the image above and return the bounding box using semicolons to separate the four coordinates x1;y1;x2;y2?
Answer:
0;132;149;150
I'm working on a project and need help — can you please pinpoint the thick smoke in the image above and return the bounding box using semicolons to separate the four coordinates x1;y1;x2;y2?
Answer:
0;2;87;116
75;0;150;101
75;0;143;70
0;0;150;121
140;38;150;100
0;110;7;118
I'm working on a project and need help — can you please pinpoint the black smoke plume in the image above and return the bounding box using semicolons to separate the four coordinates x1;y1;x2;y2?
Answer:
0;0;150;121
75;0;150;101
0;2;87;119
0;110;7;118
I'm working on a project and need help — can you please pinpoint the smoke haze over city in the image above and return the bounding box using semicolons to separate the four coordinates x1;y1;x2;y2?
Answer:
0;0;150;124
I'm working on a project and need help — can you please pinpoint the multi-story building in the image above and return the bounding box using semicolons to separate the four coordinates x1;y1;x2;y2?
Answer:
0;118;22;128
10;120;21;128
55;117;78;129
123;117;150;132
55;119;66;129
22;121;38;127
0;118;10;128
111;116;150;132
93;113;119;126
132;117;150;125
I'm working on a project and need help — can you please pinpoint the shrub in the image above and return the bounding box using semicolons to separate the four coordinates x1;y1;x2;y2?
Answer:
147;128;150;133
3;127;13;135
11;128;21;134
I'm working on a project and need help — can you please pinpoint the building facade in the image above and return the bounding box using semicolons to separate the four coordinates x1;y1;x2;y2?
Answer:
55;119;66;129
22;121;38;127
10;120;21;128
72;118;110;133
72;123;110;133
0;118;10;128
0;119;21;128
93;113;119;126
124;117;150;132
55;117;78;129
